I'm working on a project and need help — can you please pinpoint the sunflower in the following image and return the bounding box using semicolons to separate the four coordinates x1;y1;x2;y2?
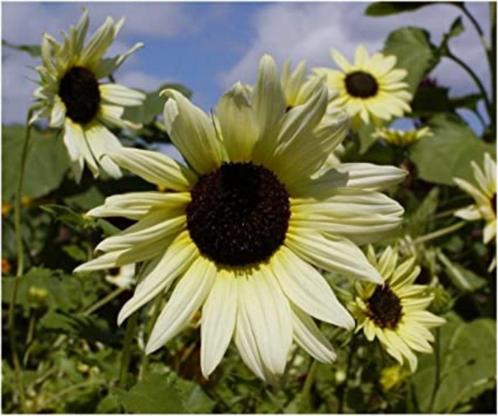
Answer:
350;246;445;372
105;264;135;289
374;126;432;147
454;153;496;269
75;55;406;381
313;45;412;129
31;10;145;181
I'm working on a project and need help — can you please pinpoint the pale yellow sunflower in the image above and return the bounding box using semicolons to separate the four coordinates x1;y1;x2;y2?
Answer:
75;55;406;382
313;45;412;129
350;245;445;372
374;126;432;147
31;10;145;181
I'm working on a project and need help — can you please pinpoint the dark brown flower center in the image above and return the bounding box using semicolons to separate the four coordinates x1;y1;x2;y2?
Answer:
59;66;100;124
186;162;290;267
345;71;378;98
367;284;402;329
492;193;496;215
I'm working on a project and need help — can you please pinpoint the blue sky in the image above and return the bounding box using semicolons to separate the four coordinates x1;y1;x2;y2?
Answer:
2;1;492;133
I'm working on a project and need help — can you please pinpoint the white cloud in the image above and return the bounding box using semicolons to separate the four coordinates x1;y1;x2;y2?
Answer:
219;2;491;100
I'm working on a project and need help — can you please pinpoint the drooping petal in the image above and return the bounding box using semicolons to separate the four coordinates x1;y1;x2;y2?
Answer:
272;246;354;329
200;270;238;378
84;122;122;179
117;231;199;325
286;229;383;283
100;83;145;107
291;305;337;363
145;256;216;353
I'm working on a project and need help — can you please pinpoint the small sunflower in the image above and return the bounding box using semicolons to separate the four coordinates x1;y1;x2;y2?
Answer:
350;246;445;372
454;153;496;269
313;45;412;129
31;10;145;181
105;264;135;289
75;55;406;381
374;126;432;147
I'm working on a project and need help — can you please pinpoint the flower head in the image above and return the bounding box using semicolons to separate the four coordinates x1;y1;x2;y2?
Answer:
350;245;445;372
75;55;406;381
454;153;496;245
374;126;432;147
313;45;412;129
32;10;145;181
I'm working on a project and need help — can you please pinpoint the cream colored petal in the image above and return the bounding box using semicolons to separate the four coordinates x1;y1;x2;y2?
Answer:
200;270;237;378
251;54;286;165
215;82;257;161
162;89;223;174
95;213;185;252
454;204;482;221
117;231;199;325
100;83;145;107
87;192;190;220
84;123;122;179
483;220;496;244
237;266;293;376
145;256;216;353
484;153;496;191
377;246;398;280
289;163;406;197
65;119;99;177
454;177;488;206
50;96;66;128
291;305;337;363
330;49;352;72
286;229;383;283
110;147;197;191
79;16;116;67
272;246;354;329
93;42;144;78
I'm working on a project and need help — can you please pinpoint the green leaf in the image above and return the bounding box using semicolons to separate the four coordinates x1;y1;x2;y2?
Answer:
412;317;496;412
118;373;186;413
365;2;432;16
383;27;437;93
409;113;495;185
3;40;41;57
411;85;452;116
437;251;487;292
2;125;69;201
438;16;465;56
407;188;439;236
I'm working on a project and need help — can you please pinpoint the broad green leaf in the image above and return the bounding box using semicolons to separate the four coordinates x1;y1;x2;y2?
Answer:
3;39;41;57
412;316;496;413
409;114;495;185
411;85;452;116
2;125;69;201
383;27;437;93
118;373;185;413
365;2;432;16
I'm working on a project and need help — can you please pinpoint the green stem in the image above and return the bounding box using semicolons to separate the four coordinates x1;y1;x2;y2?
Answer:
337;338;356;413
82;287;126;316
139;295;164;380
445;51;493;121
414;221;465;245
428;328;441;412
119;313;138;388
8;109;34;412
301;359;319;406
460;4;487;49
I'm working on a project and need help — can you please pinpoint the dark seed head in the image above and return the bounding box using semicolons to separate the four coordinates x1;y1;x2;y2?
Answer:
186;162;290;267
108;267;120;277
345;71;379;98
492;193;496;216
367;284;402;329
59;66;100;124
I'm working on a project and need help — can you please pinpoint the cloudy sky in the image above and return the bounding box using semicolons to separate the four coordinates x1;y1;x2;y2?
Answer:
2;1;491;130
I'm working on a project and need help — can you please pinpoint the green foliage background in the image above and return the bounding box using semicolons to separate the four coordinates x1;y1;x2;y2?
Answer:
2;2;496;413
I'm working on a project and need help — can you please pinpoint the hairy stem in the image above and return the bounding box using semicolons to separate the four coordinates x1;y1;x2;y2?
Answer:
8;109;34;412
414;221;465;245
